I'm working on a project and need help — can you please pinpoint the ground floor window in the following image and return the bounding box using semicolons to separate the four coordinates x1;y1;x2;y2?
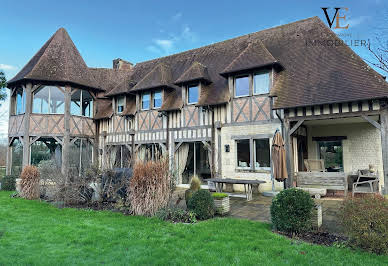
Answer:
318;140;343;172
69;138;93;175
30;138;62;167
10;138;23;176
236;138;270;170
175;142;211;184
108;145;131;168
136;143;164;162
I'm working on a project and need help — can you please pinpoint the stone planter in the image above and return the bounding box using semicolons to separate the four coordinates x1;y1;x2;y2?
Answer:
214;196;230;215
311;204;322;229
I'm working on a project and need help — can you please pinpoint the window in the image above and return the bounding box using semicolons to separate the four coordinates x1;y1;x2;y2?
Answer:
318;141;343;172
237;139;250;168
71;89;93;117
236;138;270;170
254;139;270;168
187;85;199;104
253;71;270;95
116;96;125;113
235;76;249;97
15;88;25;114
153;90;162;109
142;93;150;110
33;86;64;114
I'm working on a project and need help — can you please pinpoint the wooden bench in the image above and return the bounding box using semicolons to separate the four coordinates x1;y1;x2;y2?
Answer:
296;172;348;197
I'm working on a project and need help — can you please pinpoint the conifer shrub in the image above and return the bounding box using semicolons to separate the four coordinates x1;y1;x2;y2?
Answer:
187;189;215;220
0;175;17;191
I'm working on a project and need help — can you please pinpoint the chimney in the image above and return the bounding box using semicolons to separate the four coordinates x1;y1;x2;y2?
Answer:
113;58;133;70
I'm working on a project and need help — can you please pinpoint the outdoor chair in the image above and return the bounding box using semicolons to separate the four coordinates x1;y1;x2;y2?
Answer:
304;159;326;172
352;169;379;197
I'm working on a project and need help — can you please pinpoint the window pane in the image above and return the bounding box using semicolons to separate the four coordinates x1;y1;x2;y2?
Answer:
82;90;93;117
318;141;343;172
237;139;250;168
235;76;249;97
153;90;162;108
117;96;124;113
142;93;150;110
71;89;81;115
255;139;270;168
16;89;25;114
49;86;65;114
188;86;199;104
254;72;270;94
33;86;49;114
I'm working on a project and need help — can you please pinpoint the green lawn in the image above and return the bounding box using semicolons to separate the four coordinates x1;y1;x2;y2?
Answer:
0;191;387;265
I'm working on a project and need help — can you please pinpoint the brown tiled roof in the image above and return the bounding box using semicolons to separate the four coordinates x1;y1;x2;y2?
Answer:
131;63;173;92
105;75;136;96
89;68;131;94
220;40;277;76
8;28;100;90
122;96;137;116
160;87;183;111
175;61;211;85
94;99;113;120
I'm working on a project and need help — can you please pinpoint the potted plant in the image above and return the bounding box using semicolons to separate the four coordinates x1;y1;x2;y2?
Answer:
212;192;230;215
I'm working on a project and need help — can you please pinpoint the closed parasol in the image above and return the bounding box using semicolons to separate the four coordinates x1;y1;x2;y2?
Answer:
272;130;288;182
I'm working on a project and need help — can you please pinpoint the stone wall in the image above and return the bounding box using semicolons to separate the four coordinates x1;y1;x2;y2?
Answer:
306;122;384;189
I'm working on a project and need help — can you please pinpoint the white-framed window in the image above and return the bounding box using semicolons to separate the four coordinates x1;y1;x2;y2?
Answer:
253;71;270;95
33;86;65;114
142;93;150;110
187;85;199;104
236;138;270;170
153;90;162;109
116;96;125;113
234;76;250;97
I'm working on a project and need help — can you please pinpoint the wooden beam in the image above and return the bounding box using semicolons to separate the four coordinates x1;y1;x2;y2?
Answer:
284;120;294;188
361;114;381;130
174;142;183;153
62;85;71;177
287;110;380;121
22;83;32;167
289;119;304;136
380;107;388;195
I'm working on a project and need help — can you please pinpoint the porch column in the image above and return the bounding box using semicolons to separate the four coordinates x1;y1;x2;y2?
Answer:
22;83;32;167
380;105;388;195
6;141;12;175
62;85;71;177
284;119;294;188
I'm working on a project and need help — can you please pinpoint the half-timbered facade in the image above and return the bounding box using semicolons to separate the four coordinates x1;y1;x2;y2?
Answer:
6;17;388;194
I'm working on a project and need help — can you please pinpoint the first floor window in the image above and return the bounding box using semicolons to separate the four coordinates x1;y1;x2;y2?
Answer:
236;138;270;170
33;86;65;114
15;88;25;114
153;90;162;108
116;96;125;113
187;85;199;104
234;76;249;97
253;71;270;95
71;89;94;117
142;93;150;110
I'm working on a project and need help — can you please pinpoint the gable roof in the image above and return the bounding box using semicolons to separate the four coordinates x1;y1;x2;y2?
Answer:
175;61;211;85
8;28;100;90
220;40;277;76
89;68;131;94
131;63;174;92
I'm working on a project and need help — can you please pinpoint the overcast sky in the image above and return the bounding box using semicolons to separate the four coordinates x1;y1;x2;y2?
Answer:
0;0;386;140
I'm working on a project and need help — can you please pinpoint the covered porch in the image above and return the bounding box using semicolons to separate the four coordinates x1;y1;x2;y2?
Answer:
283;100;387;196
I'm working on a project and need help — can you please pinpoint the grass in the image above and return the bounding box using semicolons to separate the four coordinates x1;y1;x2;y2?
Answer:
0;191;387;265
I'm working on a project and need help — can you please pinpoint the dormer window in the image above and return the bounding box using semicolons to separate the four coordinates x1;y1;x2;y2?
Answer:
187;85;199;104
253;71;270;95
234;76;249;97
116;96;125;113
152;90;162;109
142;92;150;110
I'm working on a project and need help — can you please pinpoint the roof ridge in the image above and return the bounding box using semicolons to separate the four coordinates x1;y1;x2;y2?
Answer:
135;16;319;66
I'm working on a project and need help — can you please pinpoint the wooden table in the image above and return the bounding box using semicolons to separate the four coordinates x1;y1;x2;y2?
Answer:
207;178;266;201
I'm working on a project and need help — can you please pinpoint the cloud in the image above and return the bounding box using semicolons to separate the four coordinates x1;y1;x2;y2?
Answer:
0;64;16;71
155;39;174;53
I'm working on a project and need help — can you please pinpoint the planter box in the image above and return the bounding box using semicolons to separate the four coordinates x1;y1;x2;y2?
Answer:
214;196;230;215
311;204;322;229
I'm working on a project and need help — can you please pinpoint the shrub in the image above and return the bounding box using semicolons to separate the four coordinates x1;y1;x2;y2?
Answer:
187;190;215;220
0;175;17;191
20;166;40;200
185;175;201;204
341;195;388;255
129;158;172;216
156;207;197;223
212;192;228;199
101;168;131;202
270;188;314;234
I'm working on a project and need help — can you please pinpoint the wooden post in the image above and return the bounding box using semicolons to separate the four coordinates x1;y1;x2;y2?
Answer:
130;131;135;167
62;85;71;177
6;140;12;175
380;105;388;195
284;119;294;188
211;108;216;178
22;83;32;167
94;120;99;166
